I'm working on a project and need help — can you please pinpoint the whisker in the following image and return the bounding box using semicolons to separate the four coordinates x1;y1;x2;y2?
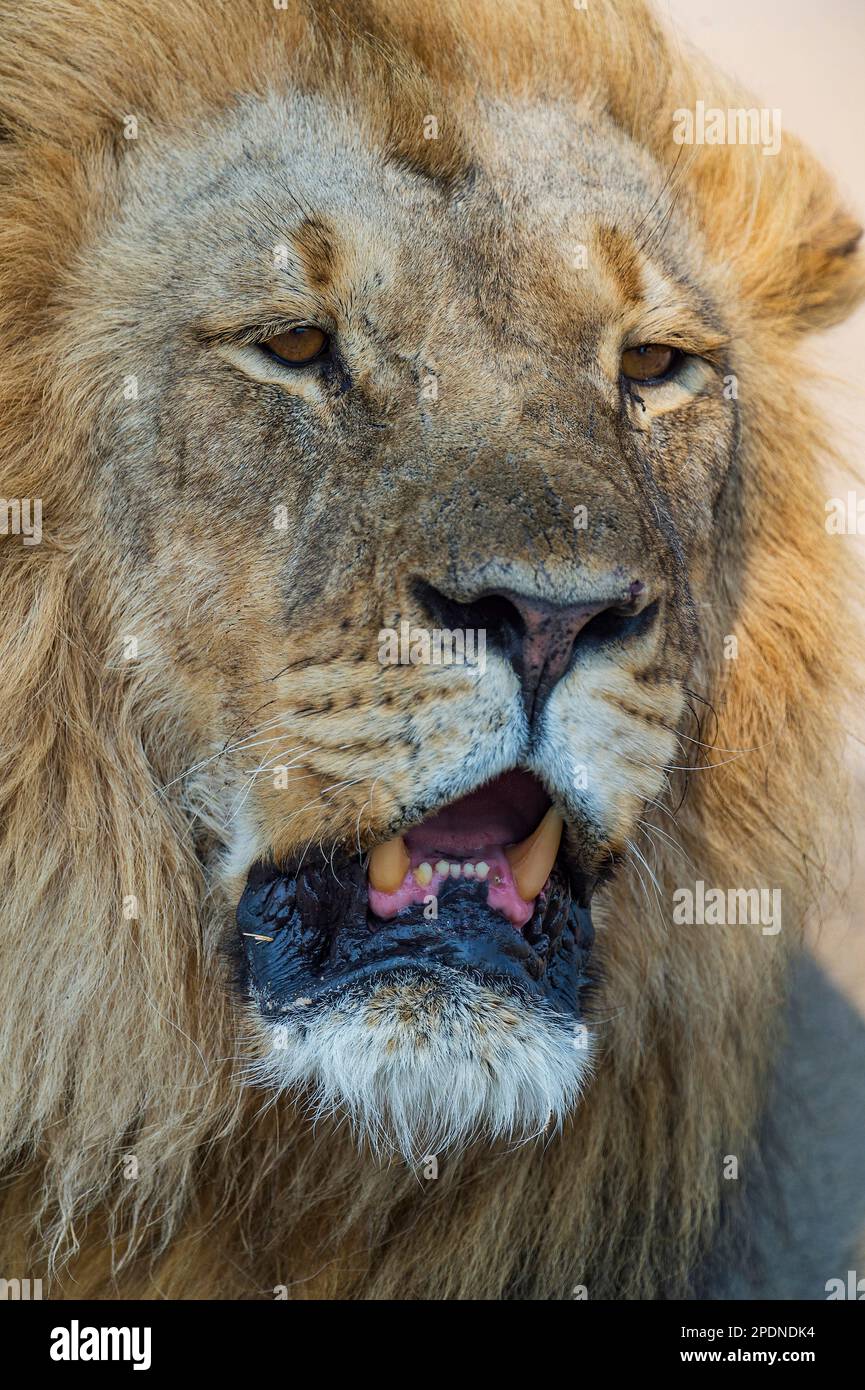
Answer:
145;715;294;803
660;723;778;757
625;837;664;901
637;818;697;873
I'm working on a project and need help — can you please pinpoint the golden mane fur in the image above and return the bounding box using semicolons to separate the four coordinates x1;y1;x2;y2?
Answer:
0;0;862;1298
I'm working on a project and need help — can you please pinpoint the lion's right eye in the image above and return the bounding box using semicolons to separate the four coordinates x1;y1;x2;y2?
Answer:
620;343;681;383
262;326;330;366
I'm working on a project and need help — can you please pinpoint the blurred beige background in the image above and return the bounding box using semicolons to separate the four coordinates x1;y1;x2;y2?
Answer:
665;0;865;1011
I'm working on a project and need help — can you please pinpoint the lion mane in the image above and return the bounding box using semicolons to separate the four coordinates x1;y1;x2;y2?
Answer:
0;0;862;1299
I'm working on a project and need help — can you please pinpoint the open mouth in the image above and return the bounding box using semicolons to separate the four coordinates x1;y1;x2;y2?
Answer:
368;768;560;927
236;770;595;1018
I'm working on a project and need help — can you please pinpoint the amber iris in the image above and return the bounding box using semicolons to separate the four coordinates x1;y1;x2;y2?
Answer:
620;343;677;382
264;326;329;365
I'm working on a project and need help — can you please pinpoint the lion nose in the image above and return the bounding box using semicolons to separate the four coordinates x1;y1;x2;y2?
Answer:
414;578;652;722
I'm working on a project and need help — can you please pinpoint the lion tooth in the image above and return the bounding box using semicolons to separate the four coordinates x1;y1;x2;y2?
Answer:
414;862;433;886
435;860;449;877
463;862;475;878
505;808;564;901
368;835;410;892
475;862;489;880
449;863;461;878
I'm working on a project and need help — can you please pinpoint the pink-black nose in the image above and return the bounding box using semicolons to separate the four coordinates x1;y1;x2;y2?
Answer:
415;578;653;722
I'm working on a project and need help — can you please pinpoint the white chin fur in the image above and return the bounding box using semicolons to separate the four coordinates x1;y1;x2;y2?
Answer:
248;968;592;1162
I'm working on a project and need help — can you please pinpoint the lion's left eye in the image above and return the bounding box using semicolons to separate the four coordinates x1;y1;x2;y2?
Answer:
262;326;330;366
620;344;681;383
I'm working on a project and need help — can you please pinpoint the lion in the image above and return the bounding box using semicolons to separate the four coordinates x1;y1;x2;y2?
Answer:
0;0;863;1301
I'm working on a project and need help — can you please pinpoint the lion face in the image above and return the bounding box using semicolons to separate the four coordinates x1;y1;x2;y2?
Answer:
72;89;737;1158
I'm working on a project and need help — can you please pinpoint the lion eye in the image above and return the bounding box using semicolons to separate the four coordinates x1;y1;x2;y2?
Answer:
620;344;679;383
262;326;329;366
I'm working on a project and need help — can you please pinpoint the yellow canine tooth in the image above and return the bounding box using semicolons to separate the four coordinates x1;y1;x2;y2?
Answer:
505;808;564;902
368;835;410;893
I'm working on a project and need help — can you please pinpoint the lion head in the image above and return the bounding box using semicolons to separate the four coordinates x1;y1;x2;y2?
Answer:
1;0;862;1298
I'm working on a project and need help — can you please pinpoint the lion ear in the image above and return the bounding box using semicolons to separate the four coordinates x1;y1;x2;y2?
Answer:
658;70;865;335
735;140;865;333
785;202;864;333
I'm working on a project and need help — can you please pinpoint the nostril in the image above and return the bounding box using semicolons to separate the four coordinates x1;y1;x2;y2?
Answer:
411;580;528;658
576;598;659;652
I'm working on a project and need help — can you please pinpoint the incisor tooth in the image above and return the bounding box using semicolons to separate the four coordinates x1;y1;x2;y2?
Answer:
368;835;410;893
505;808;564;901
475;862;489;880
414;862;433;886
435;860;449;877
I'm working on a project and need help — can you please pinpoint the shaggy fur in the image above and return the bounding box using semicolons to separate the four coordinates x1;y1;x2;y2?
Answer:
0;0;863;1299
252;971;592;1163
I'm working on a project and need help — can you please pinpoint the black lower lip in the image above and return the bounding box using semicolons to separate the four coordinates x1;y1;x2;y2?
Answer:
235;854;595;1018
